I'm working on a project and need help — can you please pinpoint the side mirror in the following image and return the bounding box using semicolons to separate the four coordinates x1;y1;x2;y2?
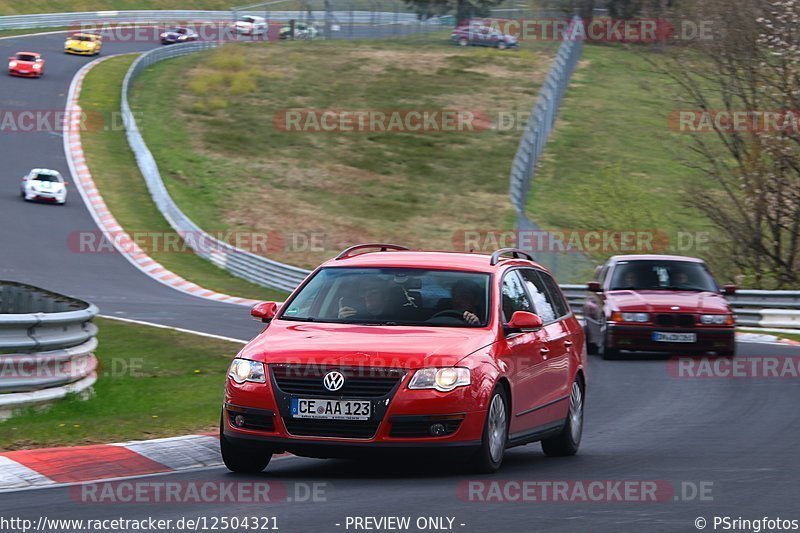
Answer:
587;281;601;292
722;284;737;296
251;301;279;322
506;311;543;333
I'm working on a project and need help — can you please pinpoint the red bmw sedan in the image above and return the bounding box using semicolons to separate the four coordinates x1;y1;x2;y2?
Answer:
222;245;587;473
583;254;737;359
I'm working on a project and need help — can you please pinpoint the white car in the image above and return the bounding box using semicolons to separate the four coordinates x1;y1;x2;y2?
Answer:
232;15;268;35
20;169;67;204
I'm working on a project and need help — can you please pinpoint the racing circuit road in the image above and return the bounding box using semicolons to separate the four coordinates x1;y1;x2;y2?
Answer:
1;30;800;533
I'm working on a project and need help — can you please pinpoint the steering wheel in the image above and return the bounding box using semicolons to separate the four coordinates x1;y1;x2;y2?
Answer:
429;310;468;322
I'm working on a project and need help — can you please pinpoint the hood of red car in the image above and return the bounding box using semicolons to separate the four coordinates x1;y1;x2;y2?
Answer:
239;321;496;369
607;290;731;313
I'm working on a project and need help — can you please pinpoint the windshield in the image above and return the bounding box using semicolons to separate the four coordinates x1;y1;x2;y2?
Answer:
16;54;37;62
240;17;255;23
280;267;491;327
34;174;61;183
73;35;93;42
609;260;719;292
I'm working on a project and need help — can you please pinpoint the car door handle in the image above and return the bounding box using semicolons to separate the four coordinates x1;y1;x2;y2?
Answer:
540;346;550;356
564;340;573;347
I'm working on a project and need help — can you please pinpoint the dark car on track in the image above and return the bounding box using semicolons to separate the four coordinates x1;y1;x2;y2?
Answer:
160;27;199;44
221;245;587;474
451;23;519;49
583;255;737;359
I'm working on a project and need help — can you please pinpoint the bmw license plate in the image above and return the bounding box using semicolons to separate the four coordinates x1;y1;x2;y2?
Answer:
653;331;697;343
291;398;371;420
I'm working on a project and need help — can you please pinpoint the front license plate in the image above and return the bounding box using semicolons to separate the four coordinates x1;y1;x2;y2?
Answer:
291;398;371;420
653;331;697;343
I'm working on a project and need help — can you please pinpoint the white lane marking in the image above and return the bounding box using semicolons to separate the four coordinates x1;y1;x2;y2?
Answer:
98;314;248;344
0;457;54;490
0;30;69;41
111;435;222;470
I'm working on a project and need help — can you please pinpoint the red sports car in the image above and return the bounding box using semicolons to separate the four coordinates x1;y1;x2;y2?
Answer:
8;52;44;77
583;254;737;359
222;245;587;473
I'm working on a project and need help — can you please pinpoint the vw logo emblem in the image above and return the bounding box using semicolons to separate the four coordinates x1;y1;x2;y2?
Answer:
323;370;345;392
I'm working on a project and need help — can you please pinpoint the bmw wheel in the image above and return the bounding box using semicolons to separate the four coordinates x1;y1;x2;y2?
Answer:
220;414;272;473
458;38;469;46
497;41;507;50
542;377;584;456
473;387;508;474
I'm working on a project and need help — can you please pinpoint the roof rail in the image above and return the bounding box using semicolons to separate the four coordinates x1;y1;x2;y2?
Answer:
334;243;410;260
490;248;534;266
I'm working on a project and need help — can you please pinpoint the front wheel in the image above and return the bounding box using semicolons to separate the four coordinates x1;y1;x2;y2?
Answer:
458;38;469;47
541;378;584;456
472;387;508;474
220;415;272;473
497;41;507;50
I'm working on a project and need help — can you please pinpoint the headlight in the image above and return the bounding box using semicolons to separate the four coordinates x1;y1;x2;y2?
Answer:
9;61;17;68
409;367;470;392
612;312;650;322
228;358;266;384
700;314;733;325
33;63;42;69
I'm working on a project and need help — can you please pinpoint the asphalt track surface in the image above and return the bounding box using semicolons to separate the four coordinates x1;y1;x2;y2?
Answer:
2;30;800;533
0;32;264;340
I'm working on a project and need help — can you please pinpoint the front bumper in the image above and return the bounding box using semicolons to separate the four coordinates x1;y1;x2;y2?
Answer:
223;369;488;456
607;324;735;354
65;48;97;55
9;68;41;77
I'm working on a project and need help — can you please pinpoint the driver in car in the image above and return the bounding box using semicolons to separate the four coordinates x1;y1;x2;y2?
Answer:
338;278;395;320
450;280;483;325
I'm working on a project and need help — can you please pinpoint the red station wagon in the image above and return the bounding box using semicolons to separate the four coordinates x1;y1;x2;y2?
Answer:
583;254;737;359
222;245;587;473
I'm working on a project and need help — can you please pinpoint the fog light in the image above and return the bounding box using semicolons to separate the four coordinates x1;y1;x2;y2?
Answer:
234;414;245;427
429;423;446;436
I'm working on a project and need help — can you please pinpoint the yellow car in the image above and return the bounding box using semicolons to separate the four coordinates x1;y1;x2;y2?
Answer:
64;33;102;56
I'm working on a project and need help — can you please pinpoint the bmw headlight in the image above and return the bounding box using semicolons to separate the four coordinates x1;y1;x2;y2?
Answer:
228;358;266;384
409;367;470;392
700;314;733;325
621;312;650;323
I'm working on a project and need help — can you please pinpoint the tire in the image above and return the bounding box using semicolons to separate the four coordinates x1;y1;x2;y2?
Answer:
584;324;598;355
220;415;272;473
542;378;584;457
497;41;507;50
458;38;469;47
472;386;509;474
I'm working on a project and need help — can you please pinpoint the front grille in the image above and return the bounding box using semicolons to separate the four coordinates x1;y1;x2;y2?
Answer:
283;418;380;439
389;416;464;438
271;365;405;398
655;313;696;327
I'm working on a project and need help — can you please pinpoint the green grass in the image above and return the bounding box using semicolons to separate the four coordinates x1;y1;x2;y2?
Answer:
79;54;286;301
130;38;556;268
0;318;242;450
525;44;728;277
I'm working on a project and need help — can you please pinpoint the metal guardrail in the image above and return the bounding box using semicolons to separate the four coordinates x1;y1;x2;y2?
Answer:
0;282;98;409
122;42;311;292
0;10;420;30
560;284;800;329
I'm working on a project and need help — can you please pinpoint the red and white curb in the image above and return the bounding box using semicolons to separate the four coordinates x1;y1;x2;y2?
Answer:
62;56;259;308
0;435;222;492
